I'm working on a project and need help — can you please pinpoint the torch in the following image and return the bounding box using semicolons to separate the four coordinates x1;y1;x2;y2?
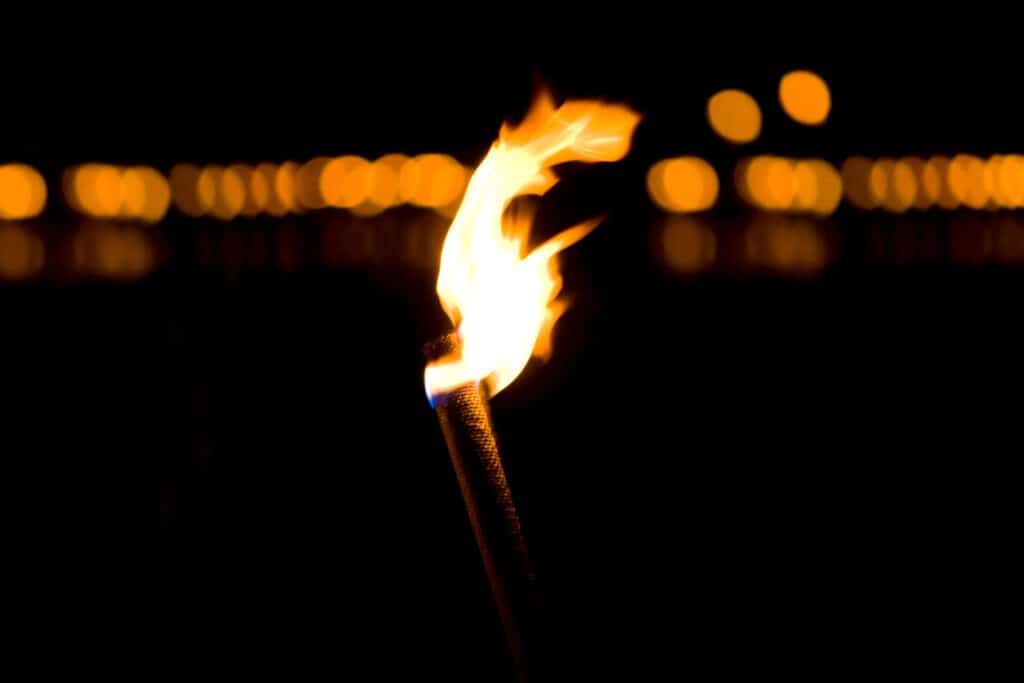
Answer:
423;90;641;681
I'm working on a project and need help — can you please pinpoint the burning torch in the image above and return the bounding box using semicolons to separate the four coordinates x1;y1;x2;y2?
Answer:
423;90;640;681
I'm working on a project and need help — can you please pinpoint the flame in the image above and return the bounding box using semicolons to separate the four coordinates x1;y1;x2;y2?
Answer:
424;91;640;398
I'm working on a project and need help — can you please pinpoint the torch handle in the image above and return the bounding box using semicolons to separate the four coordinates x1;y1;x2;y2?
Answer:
434;383;539;682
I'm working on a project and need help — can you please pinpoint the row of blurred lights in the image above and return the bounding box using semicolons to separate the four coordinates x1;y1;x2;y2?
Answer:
736;157;843;215
5;150;1024;225
654;214;1024;277
0;154;470;223
63;165;171;222
841;154;1024;212
648;153;1023;216
167;154;468;220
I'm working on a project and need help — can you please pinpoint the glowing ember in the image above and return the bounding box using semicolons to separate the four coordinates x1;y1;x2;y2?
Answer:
425;90;641;398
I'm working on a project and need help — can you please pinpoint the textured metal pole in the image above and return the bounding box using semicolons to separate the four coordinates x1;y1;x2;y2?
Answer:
433;382;539;682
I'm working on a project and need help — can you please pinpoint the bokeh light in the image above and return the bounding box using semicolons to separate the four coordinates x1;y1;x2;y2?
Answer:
409;154;466;209
808;160;843;216
295;157;330;210
707;89;762;144
257;163;286;216
930;156;959;210
1000;155;1024;207
321;156;370;209
867;158;893;209
196;166;222;216
884;159;917;213
739;157;841;215
779;70;831;126
0;164;47;220
364;154;408;211
907;157;941;209
214;166;247;220
274;162;299;214
743;156;796;210
647;157;719;212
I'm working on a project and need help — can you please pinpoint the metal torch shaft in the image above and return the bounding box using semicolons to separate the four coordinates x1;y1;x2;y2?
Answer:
433;382;539;682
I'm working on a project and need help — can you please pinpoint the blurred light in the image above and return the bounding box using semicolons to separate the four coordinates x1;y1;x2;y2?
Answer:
648;157;718;212
841;156;876;209
884;159;917;213
946;155;972;208
658;216;716;274
743;156;777;208
257;163;286;216
742;157;840;215
0;224;45;279
984;156;1004;209
295;157;330;210
229;165;260;217
930;156;959;210
71;164;124;217
196;165;221;216
744;156;797;210
778;70;831;126
237;165;268;216
140;167;171;223
93;165;123;217
707;89;761;144
0;164;47;220
364;154;408;210
120;168;147;218
808;160;843;216
170;164;203;217
274;162;299;214
214;166;246;220
792;161;819;211
410;154;466;208
765;157;797;209
958;155;989;209
397;156;422;204
908;157;941;209
321;155;369;208
1000;155;1024;207
646;160;671;210
114;165;170;223
868;158;892;209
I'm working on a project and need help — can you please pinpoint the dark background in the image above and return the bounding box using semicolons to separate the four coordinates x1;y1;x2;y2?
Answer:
3;23;1021;679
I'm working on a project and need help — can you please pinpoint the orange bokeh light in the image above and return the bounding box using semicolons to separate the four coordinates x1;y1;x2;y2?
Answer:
321;155;369;209
648;157;718;212
707;89;762;144
0;164;47;220
779;70;831;126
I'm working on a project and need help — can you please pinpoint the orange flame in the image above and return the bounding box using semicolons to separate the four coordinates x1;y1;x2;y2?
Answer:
425;91;641;398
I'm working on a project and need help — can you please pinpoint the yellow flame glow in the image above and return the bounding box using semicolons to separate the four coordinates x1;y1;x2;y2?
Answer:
424;91;640;398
